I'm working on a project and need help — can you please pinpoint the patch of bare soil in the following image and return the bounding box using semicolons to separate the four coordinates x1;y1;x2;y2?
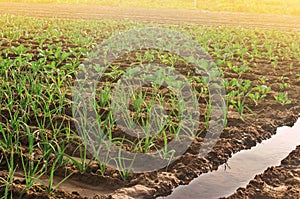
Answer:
224;145;300;199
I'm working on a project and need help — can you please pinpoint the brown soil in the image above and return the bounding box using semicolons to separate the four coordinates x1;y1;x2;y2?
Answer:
224;146;300;199
0;3;300;199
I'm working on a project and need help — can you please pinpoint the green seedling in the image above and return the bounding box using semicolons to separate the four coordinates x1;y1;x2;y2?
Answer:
226;78;269;120
248;85;271;106
279;83;290;90
226;79;251;119
116;139;134;181
0;148;16;199
43;155;73;195
274;92;292;105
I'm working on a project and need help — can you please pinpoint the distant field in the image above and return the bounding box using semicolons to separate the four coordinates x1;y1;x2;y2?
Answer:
1;0;300;15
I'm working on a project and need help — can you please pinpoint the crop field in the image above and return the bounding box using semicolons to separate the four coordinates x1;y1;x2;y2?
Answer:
2;0;300;15
0;13;300;198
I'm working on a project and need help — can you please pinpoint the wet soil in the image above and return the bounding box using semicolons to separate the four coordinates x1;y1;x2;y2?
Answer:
224;146;300;199
163;119;300;198
0;3;300;199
